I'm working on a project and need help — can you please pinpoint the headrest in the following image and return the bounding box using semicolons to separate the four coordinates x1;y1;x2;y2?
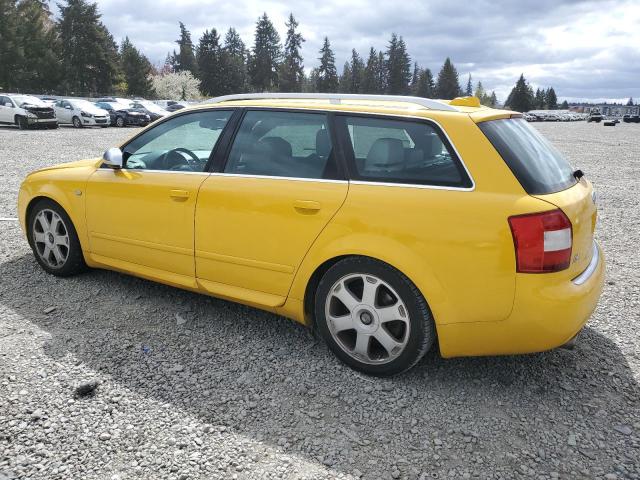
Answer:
365;138;404;171
316;129;331;158
258;137;292;158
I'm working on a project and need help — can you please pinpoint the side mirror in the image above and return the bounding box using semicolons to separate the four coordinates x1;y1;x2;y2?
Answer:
103;147;123;169
65;105;72;109
4;102;13;108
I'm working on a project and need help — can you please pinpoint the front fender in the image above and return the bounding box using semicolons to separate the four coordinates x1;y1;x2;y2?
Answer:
18;164;98;254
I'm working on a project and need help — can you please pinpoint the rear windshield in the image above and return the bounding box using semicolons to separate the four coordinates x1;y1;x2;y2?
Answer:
479;118;577;194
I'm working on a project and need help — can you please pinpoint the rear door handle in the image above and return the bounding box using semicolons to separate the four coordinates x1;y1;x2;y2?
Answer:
169;189;190;200
293;200;321;212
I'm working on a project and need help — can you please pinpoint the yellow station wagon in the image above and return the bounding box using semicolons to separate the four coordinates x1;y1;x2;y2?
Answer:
18;93;605;376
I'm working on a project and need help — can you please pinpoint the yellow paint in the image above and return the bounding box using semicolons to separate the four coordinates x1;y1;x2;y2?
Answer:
17;98;605;358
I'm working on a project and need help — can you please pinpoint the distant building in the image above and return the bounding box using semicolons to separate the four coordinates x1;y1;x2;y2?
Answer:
570;104;639;116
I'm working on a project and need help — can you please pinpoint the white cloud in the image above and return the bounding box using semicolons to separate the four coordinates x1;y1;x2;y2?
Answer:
50;0;640;101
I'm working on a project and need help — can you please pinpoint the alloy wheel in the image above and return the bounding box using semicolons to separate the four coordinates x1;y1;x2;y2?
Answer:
324;273;411;365
32;209;70;268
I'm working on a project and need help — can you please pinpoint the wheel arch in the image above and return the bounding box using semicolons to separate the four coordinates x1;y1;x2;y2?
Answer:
296;244;449;331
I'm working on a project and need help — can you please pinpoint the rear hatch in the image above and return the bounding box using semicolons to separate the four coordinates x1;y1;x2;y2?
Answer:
479;117;597;278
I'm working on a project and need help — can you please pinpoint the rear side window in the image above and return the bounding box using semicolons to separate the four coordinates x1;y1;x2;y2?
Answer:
479;118;576;194
341;116;472;188
224;110;335;179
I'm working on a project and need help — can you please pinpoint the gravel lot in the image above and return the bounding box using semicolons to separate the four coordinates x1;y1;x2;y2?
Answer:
1;122;639;480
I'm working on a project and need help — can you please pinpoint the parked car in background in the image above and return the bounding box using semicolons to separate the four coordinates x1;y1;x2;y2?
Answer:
95;101;150;127
53;99;110;128
166;102;189;112
129;100;169;122
18;93;604;376
587;111;603;123
0;94;58;129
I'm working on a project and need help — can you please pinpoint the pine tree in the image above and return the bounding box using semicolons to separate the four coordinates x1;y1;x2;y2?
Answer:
410;63;420;95
339;61;351;93
361;47;379;94
545;87;557;109
249;13;281;92
120;37;154;97
316;37;338;92
171;22;197;76
385;33;411;95
416;68;435;98
435;57;461;99
505;74;534;112
560;100;569;109
279;13;304;92
465;74;473;96
474;81;485;101
376;50;387;93
626;97;634;106
222;28;248;94
14;0;60;93
534;88;545;109
0;0;22;90
196;29;225;97
57;0;120;95
488;91;497;107
349;49;364;94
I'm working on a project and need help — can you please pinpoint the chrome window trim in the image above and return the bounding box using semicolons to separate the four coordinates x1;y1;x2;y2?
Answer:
572;241;600;286
349;180;474;192
96;168;211;176
210;172;348;184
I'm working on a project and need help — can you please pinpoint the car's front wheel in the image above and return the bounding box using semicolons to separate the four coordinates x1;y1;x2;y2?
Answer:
72;116;82;128
27;199;87;277
115;116;125;127
15;116;29;130
315;257;435;376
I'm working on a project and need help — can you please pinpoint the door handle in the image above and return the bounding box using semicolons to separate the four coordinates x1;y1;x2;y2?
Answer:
293;200;321;212
169;189;190;200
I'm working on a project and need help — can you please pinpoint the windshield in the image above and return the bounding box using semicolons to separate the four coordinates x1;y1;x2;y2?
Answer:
138;101;165;113
13;96;48;107
70;99;97;110
479;118;577;194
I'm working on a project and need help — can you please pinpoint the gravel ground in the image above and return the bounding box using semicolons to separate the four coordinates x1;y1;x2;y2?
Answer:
0;122;639;480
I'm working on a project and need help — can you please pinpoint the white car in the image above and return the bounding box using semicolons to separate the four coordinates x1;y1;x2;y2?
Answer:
0;94;58;129
53;99;110;128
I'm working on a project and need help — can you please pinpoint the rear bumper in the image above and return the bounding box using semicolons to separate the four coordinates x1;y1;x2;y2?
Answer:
438;241;605;358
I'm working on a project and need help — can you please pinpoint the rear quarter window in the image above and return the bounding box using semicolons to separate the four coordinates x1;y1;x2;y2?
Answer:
340;115;472;188
479;118;577;194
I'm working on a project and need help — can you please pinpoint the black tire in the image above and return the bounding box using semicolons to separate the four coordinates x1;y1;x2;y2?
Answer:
72;116;82;128
26;198;87;277
15;115;29;130
116;116;125;127
314;257;435;377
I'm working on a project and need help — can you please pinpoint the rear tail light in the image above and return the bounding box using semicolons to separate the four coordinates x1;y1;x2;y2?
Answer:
508;209;572;273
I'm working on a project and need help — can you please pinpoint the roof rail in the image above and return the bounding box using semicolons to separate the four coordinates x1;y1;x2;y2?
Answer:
202;93;459;112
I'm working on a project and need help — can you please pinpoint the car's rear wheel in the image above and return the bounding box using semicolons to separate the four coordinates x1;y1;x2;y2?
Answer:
116;116;125;127
72;116;82;128
27;199;87;277
315;257;435;376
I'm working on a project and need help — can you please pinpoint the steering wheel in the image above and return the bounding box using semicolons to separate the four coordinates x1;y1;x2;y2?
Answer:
162;147;201;170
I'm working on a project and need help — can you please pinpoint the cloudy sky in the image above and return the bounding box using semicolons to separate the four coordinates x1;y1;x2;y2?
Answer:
50;0;640;103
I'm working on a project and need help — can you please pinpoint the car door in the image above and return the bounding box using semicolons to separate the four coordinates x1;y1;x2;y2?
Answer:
0;96;13;123
85;109;234;288
53;101;66;123
194;109;348;307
